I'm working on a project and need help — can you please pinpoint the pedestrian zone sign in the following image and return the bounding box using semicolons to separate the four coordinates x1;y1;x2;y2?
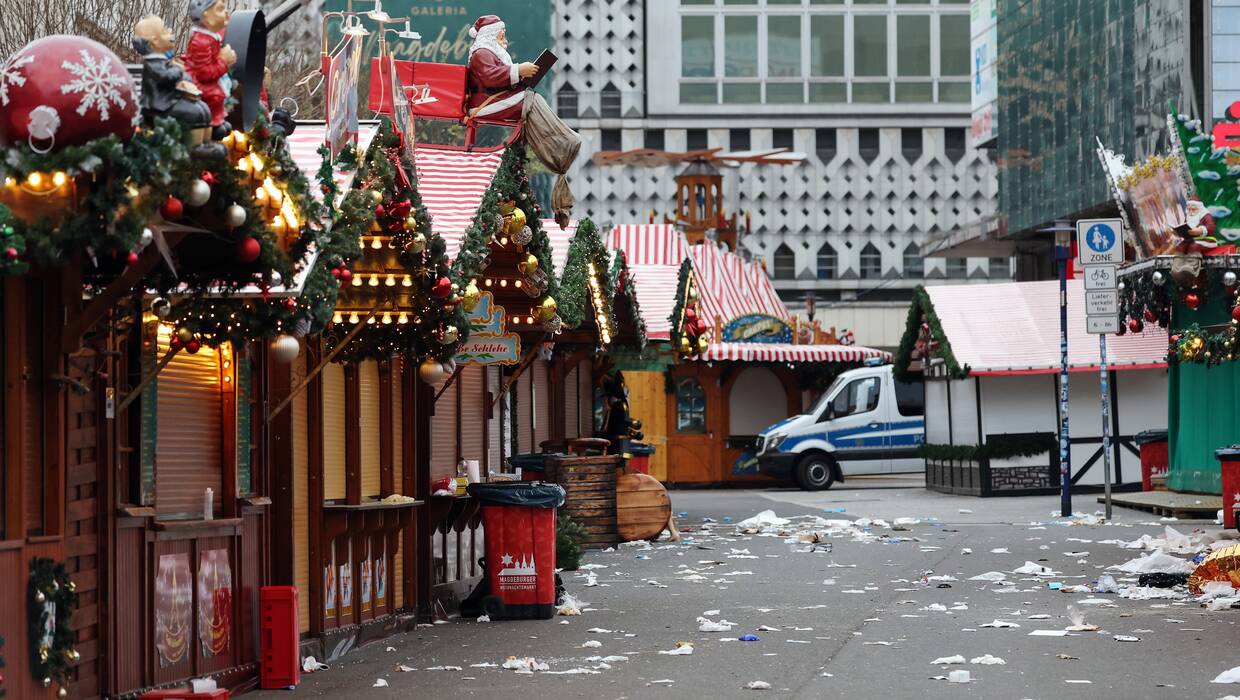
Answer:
1076;218;1123;265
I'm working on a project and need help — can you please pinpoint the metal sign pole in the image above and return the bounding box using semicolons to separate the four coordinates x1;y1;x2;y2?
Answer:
1099;333;1113;520
1058;241;1072;517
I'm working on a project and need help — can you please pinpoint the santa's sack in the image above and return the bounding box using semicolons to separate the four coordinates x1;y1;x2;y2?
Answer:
522;93;582;225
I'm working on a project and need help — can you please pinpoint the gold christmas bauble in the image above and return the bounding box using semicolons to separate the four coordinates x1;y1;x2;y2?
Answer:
679;336;691;353
404;216;417;232
177;327;194;344
418;358;447;384
518;253;539;275
536;296;558;322
688;286;699;302
441;325;460;344
499;200;516;215
408;233;427;253
507;207;527;237
462;283;482;312
696;336;709;354
370;190;384;204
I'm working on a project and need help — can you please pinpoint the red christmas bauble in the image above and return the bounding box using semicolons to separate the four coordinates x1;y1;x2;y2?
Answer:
0;35;138;149
284;297;297;311
375;203;386;218
3;247;17;261
126;251;139;265
338;268;352;284
161;195;183;220
1185;292;1201;310
685;307;697;322
185;339;201;354
1232;304;1240;323
330;267;341;279
1170;334;1180;344
1115;323;1127;337
169;336;182;350
1128;318;1144;333
1143;308;1158;323
432;276;452;299
236;236;261;263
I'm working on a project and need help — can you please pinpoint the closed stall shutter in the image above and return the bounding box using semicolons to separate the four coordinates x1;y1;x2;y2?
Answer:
431;378;458;482
533;361;550;450
391;363;403;492
564;363;579;440
578;361;594;437
322;363;347;501
155;333;224;517
291;352;310;632
487;367;501;472
460;366;485;466
23;281;45;534
517;371;532;453
359;361;381;498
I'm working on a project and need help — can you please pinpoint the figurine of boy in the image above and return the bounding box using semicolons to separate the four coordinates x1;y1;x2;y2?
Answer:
132;15;223;158
182;0;236;137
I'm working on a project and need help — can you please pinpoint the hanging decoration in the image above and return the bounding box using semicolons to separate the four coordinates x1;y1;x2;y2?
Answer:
892;285;969;381
558;218;616;345
1118;262;1240;364
26;558;77;698
609;249;648;349
669;258;709;357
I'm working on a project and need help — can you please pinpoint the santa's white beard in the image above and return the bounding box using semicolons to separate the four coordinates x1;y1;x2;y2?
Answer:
470;32;513;65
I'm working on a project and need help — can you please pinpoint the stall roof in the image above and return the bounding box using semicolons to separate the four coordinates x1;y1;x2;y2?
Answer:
544;219;577;276
411;146;504;260
688;242;788;325
606;224;691;340
702;342;889;364
919;279;1168;375
287;122;380;206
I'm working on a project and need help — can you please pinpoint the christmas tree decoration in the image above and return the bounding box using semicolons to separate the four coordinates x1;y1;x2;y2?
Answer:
176;326;194;344
462;282;482;312
1129;318;1144;333
1185;292;1201;309
432;276;452;298
406;232;427;253
507;206;527;237
126;251;140;265
404;215;417;232
270;334;300;363
26;558;76;695
418;357;447;384
513;224;533;247
160;194;184;220
1226;271;1238;288
151;297;172;319
235;235;261;263
187;177;211;206
185;338;202;354
517;252;539;274
535;296;558;323
225;202;247;228
439;325;459;344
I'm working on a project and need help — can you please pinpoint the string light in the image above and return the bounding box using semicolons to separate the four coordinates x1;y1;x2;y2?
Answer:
348;312;360;323
385;274;396;287
51;171;68;188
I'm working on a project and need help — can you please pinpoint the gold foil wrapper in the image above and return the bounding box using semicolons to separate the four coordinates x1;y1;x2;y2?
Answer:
1188;543;1240;594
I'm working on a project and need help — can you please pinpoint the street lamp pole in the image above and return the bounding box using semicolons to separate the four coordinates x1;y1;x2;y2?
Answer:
1041;221;1075;517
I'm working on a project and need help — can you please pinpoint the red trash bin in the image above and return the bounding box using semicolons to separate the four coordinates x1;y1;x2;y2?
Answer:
463;482;565;620
260;586;300;689
1136;430;1169;491
1217;446;1240;529
628;443;656;475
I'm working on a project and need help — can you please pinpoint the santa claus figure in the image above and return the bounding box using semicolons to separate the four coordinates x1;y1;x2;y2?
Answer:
182;0;236;135
1183;196;1219;253
466;15;539;121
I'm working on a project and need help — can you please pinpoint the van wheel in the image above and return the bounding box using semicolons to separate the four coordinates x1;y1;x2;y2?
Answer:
797;455;836;491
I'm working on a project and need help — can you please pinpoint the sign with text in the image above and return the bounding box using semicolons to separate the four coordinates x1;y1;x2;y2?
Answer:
1077;218;1122;334
1086;316;1120;334
970;0;998;147
721;314;793;344
1083;264;1118;290
455;292;521;365
326;33;363;157
1076;218;1123;265
1084;290;1118;316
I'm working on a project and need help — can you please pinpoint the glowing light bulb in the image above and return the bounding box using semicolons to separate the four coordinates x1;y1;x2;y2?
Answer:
526;316;534;324
369;274;380;287
385;275;396;287
402;275;412;287
4;177;15;188
249;153;264;172
382;312;393;324
351;274;362;287
485;279;493;287
333;312;343;323
398;313;409;324
27;172;43;188
51;171;68;188
348;312;360;323
366;315;377;324
371;237;382;250
500;279;508;288
514;280;523;288
255;187;267;203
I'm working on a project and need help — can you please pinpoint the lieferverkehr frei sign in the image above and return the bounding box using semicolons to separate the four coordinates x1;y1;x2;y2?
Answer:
324;1;553;99
1076;218;1123;335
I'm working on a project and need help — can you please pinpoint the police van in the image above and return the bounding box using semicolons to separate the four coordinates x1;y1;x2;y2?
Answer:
756;361;924;490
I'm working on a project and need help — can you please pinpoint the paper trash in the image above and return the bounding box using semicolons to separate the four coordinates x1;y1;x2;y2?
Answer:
931;655;966;665
1110;550;1195;575
659;642;695;656
698;616;736;632
746;681;773;690
971;655;1006;665
1213;666;1240;684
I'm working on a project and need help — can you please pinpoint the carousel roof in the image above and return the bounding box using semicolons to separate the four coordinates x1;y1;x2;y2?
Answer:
920;279;1168;375
606;224;690;340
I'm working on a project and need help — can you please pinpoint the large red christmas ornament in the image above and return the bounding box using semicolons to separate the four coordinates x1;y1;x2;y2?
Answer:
0;35;138;149
185;339;202;354
236;236;261;263
1143;308;1158;323
4;246;18;261
1185;292;1201;310
432;276;452;299
126;251;140;265
1128;318;1144;334
338;268;352;284
1232;303;1240;323
161;195;183;220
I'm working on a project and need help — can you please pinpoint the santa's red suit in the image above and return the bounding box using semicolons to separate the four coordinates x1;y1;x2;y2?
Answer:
466;16;527;122
183;27;230;127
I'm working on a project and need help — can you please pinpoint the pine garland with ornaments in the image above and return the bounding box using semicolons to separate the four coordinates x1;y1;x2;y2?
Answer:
323;120;468;364
27;558;77;699
669;258;709;357
609;249;648;349
557;218;617;344
1118;264;1240;364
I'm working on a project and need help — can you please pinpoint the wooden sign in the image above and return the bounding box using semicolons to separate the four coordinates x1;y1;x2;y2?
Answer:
456;292;520;366
721;314;792;344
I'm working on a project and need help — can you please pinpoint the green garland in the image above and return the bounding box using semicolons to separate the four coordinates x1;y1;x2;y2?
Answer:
324;120;467;363
27;558;77;693
668;258;697;355
893;285;969;381
609;249;648;349
917;433;1056;462
558;218;614;331
0;118;187;276
1169;323;1238;365
450;143;558;302
1118;266;1240;363
556;514;585;571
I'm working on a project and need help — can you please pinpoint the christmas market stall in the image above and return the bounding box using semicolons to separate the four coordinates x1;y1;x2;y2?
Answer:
1105;108;1240;496
895;281;1168;497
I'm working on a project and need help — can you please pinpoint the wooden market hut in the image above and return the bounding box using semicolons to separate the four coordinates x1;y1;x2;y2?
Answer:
897;280;1169;496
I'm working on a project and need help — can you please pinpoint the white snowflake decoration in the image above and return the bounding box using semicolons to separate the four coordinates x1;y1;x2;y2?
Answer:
0;52;33;106
59;48;128;121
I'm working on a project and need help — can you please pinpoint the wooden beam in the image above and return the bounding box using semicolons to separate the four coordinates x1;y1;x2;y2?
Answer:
432;366;463;403
116;344;180;414
266;305;381;422
490;335;545;409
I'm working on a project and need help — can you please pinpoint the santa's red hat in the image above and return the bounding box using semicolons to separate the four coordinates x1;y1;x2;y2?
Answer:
470;15;504;39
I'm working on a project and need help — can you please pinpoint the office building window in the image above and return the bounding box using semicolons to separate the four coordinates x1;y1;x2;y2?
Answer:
687;128;709;151
988;257;1011;279
773;243;796;279
944;127;967;162
815;128;837;162
644;129;665;150
816;243;837;280
901;128;922;161
730;128;751;151
601;129;622;152
903;243;924;278
859;243;882;279
556;83;578;119
773;128;794;151
854;15;888;77
600;82;622;118
682;16;714;77
859;128;880;162
946;257;968;278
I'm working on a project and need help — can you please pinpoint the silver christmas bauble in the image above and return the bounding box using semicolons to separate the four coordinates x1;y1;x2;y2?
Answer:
418;358;447;384
1117;281;1125;292
1152;271;1165;286
225;203;247;228
187;178;211;207
270;334;300;364
139;227;154;248
1225;271;1238;287
151;297;172;319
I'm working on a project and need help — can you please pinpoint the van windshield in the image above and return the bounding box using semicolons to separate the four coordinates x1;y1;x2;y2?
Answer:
809;375;847;419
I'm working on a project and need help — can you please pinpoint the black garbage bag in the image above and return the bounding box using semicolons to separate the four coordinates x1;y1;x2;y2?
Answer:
466;482;565;508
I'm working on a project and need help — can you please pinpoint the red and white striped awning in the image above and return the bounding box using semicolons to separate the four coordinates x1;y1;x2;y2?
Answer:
543;219;577;276
606;224;692;340
701;342;891;364
286;122;380;206
688;242;788;326
413;146;503;260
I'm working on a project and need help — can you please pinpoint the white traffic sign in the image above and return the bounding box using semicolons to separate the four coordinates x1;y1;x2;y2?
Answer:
1083;264;1118;290
1086;315;1120;334
1084;290;1118;315
1076;218;1124;265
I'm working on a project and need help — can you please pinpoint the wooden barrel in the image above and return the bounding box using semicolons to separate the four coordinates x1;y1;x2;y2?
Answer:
616;472;672;542
548;454;620;549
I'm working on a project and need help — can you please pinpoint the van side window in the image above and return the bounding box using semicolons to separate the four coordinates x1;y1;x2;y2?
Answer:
895;380;925;417
822;377;880;421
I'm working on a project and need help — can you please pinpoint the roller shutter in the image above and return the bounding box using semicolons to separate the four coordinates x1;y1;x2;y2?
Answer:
291;351;310;631
517;371;532;453
564;363;579;440
391;362;403;492
487;367;501;471
460;366;485;466
359;361;381;498
322;363;347;501
578;360;594;436
155;333;224;517
533;360;550;449
431;377;458;482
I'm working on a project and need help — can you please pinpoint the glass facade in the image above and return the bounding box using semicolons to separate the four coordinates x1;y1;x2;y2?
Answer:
677;0;970;105
997;0;1194;236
